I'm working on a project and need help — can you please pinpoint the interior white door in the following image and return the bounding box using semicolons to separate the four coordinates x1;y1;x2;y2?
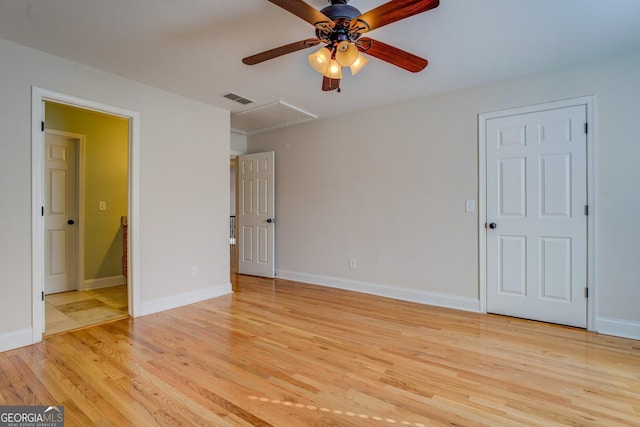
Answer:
45;132;78;294
486;105;587;327
237;152;275;278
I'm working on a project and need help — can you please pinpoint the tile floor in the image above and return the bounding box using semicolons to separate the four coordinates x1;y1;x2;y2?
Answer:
45;285;129;335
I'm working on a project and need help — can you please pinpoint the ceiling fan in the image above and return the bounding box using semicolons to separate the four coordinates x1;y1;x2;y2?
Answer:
242;0;440;92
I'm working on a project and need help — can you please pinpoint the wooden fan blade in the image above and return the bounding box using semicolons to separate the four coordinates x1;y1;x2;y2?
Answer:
350;0;439;33
322;76;341;92
243;39;321;65
357;38;428;72
268;0;335;28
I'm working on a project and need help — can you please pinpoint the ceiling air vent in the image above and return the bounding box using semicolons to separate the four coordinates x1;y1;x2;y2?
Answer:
223;92;254;105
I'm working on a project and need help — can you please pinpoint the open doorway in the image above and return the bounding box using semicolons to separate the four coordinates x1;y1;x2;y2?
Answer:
32;87;140;342
230;157;238;276
230;131;246;286
43;101;130;335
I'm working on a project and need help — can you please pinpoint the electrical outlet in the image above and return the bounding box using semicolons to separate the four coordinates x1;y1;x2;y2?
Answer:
190;266;198;277
349;258;357;270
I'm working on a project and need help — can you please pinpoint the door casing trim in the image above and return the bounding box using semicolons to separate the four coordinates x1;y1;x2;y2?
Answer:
31;87;141;342
478;96;596;331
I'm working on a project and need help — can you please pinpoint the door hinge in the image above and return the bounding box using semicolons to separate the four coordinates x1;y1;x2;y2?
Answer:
585;288;589;298
41;121;45;132
41;291;44;302
584;205;589;216
584;122;588;134
41;206;44;217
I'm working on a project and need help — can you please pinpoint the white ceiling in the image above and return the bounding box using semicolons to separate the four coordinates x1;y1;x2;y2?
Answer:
1;0;640;133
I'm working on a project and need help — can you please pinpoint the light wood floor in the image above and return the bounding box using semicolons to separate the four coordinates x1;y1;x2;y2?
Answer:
2;272;639;426
45;285;129;335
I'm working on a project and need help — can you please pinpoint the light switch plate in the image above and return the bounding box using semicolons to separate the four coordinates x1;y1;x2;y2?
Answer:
465;199;475;213
99;201;107;211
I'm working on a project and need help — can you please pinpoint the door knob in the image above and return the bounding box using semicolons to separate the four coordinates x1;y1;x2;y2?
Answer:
488;222;497;229
266;218;275;223
68;219;75;225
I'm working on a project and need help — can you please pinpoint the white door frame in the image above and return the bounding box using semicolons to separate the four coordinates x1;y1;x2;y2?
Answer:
31;87;141;343
478;96;596;331
44;129;86;296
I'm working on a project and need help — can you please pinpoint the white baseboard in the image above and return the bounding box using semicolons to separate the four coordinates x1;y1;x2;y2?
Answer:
137;283;232;317
595;316;640;340
0;328;34;352
1;283;232;353
82;275;127;291
276;269;480;313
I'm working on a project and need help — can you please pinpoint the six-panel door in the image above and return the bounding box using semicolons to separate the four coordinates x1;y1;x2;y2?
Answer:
486;105;587;327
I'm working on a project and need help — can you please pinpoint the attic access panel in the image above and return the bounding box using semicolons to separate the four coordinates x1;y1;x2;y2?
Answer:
231;101;317;135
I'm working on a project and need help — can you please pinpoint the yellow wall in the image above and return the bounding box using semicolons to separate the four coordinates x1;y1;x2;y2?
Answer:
45;102;129;281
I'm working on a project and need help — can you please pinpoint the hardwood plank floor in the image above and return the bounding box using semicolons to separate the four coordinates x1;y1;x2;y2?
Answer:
1;272;639;426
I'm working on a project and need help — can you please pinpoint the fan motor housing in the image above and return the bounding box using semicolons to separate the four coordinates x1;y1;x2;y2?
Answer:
318;0;362;43
320;1;361;21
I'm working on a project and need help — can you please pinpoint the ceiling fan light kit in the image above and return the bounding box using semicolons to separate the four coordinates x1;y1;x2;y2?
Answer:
324;59;343;79
243;0;440;91
335;40;360;67
349;53;369;75
308;46;332;73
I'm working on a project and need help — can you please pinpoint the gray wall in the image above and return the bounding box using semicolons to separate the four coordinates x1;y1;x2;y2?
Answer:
249;49;640;339
0;38;231;351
